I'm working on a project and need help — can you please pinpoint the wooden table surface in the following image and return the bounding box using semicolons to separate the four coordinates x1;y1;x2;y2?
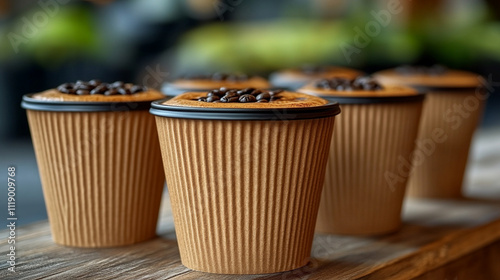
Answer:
1;187;500;280
2;129;500;279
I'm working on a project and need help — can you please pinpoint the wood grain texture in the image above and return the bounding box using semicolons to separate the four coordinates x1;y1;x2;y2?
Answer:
1;189;500;279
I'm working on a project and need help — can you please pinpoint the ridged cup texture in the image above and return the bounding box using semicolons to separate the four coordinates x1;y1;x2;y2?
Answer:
155;116;335;274
407;90;485;198
27;110;165;247
316;102;423;235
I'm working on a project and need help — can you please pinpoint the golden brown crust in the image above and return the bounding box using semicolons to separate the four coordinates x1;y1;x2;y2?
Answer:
169;76;270;90
373;69;483;88
31;89;165;102
274;66;363;81
163;91;328;109
298;83;418;97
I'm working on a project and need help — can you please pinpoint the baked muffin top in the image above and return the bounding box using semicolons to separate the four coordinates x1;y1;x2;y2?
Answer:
374;65;483;88
298;76;418;97
163;87;329;109
169;73;270;90
31;80;164;102
272;65;363;81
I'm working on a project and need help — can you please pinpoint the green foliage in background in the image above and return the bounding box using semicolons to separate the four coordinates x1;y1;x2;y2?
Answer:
1;6;99;66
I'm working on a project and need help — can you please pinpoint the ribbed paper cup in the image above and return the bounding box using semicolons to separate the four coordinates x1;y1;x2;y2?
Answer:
22;96;165;247
150;93;340;274
316;101;423;235
407;89;486;197
374;68;487;198
299;82;424;235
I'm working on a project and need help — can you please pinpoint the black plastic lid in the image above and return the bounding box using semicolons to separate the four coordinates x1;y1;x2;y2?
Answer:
21;94;154;112
412;85;482;94
317;93;426;104
150;99;341;121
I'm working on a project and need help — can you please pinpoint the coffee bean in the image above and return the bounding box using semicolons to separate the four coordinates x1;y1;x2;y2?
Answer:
104;88;119;96
89;79;101;86
256;92;270;101
130;85;144;94
75;84;92;90
118;88;131;95
315;77;383;91
250;89;262;96
206;96;220;102
239;94;256;102
56;80;147;95
57;86;70;93
198;87;283;103
110;81;124;88
76;89;90;95
224;91;238;98
198;97;207;102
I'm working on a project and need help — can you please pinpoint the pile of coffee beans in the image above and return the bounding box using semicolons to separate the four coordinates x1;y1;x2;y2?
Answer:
395;65;447;76
197;87;283;103
314;76;383;91
180;73;250;82
56;80;147;95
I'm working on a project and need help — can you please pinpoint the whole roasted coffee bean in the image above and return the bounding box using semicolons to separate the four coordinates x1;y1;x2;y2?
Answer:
269;89;283;96
199;87;283;103
224;91;238;98
104;88;119;96
256;92;270;101
257;99;268;102
198;97;207;102
237;88;254;95
206;95;220;102
228;96;239;102
239;94;256;103
89;79;101;86
130;85;144;94
76;89;90;95
56;80;147;95
111;81;124;88
250;89;262;96
75;84;92;91
118;88;131;95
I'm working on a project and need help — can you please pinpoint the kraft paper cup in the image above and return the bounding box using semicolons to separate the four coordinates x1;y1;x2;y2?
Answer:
406;88;486;197
374;68;486;198
299;83;424;235
150;94;340;274
22;95;165;247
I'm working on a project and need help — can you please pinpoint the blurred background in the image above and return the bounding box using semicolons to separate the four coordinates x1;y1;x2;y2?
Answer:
0;0;499;225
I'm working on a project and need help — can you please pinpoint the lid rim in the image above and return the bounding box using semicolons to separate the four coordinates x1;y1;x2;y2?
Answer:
311;94;426;104
149;99;341;120
21;94;154;112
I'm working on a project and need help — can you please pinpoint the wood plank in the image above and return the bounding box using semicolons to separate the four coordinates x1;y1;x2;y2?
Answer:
1;192;500;279
414;240;500;280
